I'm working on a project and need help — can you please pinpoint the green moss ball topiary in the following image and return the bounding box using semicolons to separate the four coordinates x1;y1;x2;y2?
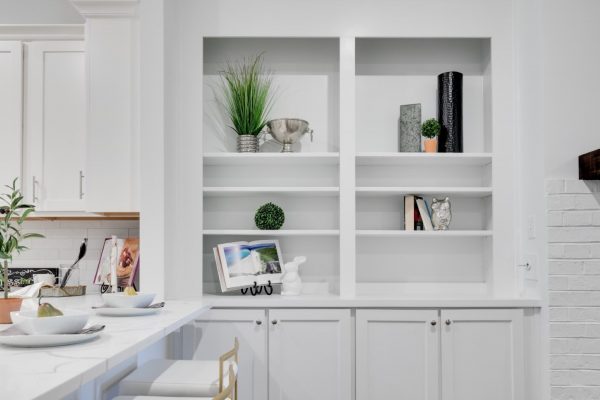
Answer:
255;202;285;230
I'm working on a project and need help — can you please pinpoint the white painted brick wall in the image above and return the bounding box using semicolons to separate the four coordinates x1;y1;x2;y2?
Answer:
548;179;600;399
10;220;139;294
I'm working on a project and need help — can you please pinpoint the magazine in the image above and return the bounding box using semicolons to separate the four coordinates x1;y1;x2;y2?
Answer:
94;237;140;289
214;240;283;292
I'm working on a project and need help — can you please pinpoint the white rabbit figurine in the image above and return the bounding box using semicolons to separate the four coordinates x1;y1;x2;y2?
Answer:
281;256;306;296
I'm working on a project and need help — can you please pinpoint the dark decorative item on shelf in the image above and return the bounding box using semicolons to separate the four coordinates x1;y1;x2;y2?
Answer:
218;53;275;153
579;149;600;180
0;178;44;323
437;71;463;153
421;118;440;153
264;118;314;153
399;104;421;152
255;202;285;230
431;197;452;230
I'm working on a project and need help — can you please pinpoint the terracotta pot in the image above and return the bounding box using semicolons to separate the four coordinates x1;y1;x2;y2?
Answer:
0;297;22;324
424;138;438;153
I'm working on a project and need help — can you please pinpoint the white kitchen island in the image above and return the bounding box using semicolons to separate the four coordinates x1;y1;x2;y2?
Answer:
0;295;211;400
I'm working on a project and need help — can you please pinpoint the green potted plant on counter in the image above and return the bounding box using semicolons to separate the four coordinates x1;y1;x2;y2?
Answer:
422;118;441;153
0;178;44;323
219;53;275;153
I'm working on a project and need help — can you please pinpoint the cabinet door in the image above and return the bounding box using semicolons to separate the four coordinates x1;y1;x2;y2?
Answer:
190;309;268;400
0;42;23;189
24;41;85;211
441;309;524;400
356;309;439;400
268;309;351;400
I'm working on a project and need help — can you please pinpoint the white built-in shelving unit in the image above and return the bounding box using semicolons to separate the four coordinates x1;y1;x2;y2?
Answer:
199;34;513;299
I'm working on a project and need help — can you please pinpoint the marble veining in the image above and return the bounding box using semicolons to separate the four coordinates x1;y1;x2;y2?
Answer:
0;295;211;400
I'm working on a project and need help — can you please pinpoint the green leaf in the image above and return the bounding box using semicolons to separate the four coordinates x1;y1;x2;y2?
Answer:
23;233;44;240
0;251;10;260
18;208;34;224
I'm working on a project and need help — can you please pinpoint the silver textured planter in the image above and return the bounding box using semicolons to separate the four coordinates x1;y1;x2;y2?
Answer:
237;135;259;153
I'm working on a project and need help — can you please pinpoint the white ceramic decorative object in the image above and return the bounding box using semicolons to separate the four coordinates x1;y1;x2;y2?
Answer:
10;309;89;335
0;330;101;347
281;256;306;296
94;307;160;317
102;292;155;308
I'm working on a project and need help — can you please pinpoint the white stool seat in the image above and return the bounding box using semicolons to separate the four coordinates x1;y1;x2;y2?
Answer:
118;359;237;398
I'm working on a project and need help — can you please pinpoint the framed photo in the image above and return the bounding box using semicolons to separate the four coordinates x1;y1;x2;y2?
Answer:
94;237;140;289
214;240;283;292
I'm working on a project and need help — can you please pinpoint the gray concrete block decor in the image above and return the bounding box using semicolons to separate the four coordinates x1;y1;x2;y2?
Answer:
398;103;422;152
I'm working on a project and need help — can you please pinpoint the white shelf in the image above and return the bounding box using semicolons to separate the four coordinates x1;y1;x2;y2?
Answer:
356;152;492;166
355;187;493;197
203;229;340;236
356;230;492;238
203;187;340;196
204;152;339;166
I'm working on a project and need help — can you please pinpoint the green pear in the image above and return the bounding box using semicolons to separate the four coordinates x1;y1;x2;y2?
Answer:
37;303;64;318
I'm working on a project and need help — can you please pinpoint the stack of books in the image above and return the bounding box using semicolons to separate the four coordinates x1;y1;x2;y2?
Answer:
404;195;434;231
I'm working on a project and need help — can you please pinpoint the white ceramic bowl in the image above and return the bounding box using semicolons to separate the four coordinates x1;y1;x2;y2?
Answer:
11;309;89;335
102;292;155;308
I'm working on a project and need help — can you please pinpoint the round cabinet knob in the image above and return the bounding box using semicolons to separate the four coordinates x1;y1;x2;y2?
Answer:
445;319;452;326
255;320;262;326
430;320;437;326
271;320;278;325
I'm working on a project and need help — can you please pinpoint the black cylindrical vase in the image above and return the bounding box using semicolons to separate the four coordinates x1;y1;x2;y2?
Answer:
437;71;463;153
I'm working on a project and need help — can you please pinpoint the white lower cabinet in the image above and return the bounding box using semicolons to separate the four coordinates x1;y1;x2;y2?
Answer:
440;309;524;400
190;308;351;400
356;309;440;400
357;308;524;400
190;309;268;400
193;308;522;400
268;308;352;400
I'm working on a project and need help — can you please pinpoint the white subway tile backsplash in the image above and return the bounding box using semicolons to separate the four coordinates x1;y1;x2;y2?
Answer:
11;220;139;294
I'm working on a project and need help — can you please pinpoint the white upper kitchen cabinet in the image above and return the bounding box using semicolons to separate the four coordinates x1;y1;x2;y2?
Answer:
189;309;268;400
268;309;351;400
441;309;524;400
23;41;86;211
0;42;23;189
356;309;440;400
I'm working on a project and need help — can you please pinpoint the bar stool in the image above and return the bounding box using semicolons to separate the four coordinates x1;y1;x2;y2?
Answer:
113;363;237;400
117;338;238;399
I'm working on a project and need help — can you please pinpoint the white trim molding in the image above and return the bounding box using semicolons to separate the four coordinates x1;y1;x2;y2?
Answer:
70;0;139;18
0;25;84;41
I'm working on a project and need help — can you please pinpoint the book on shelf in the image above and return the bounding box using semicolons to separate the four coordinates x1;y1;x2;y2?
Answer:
404;195;414;231
416;197;434;231
414;196;424;230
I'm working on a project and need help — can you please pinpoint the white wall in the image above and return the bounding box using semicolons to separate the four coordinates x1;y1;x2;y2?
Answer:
544;0;600;179
0;0;83;24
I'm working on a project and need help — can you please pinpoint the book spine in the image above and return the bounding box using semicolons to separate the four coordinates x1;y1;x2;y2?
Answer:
404;195;415;231
416;197;434;231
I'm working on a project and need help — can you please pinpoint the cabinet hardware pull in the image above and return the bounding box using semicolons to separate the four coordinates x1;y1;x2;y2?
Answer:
256;320;262;325
445;319;452;326
430;320;437;326
271;320;278;325
79;170;84;199
32;176;38;203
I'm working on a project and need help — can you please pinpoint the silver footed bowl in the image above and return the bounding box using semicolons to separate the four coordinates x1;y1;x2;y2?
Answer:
265;118;313;152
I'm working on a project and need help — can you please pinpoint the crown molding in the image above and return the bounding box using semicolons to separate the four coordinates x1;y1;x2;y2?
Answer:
0;25;84;40
70;0;139;18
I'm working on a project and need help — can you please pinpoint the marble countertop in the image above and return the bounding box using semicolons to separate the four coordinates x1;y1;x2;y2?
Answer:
0;295;211;400
203;293;543;308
